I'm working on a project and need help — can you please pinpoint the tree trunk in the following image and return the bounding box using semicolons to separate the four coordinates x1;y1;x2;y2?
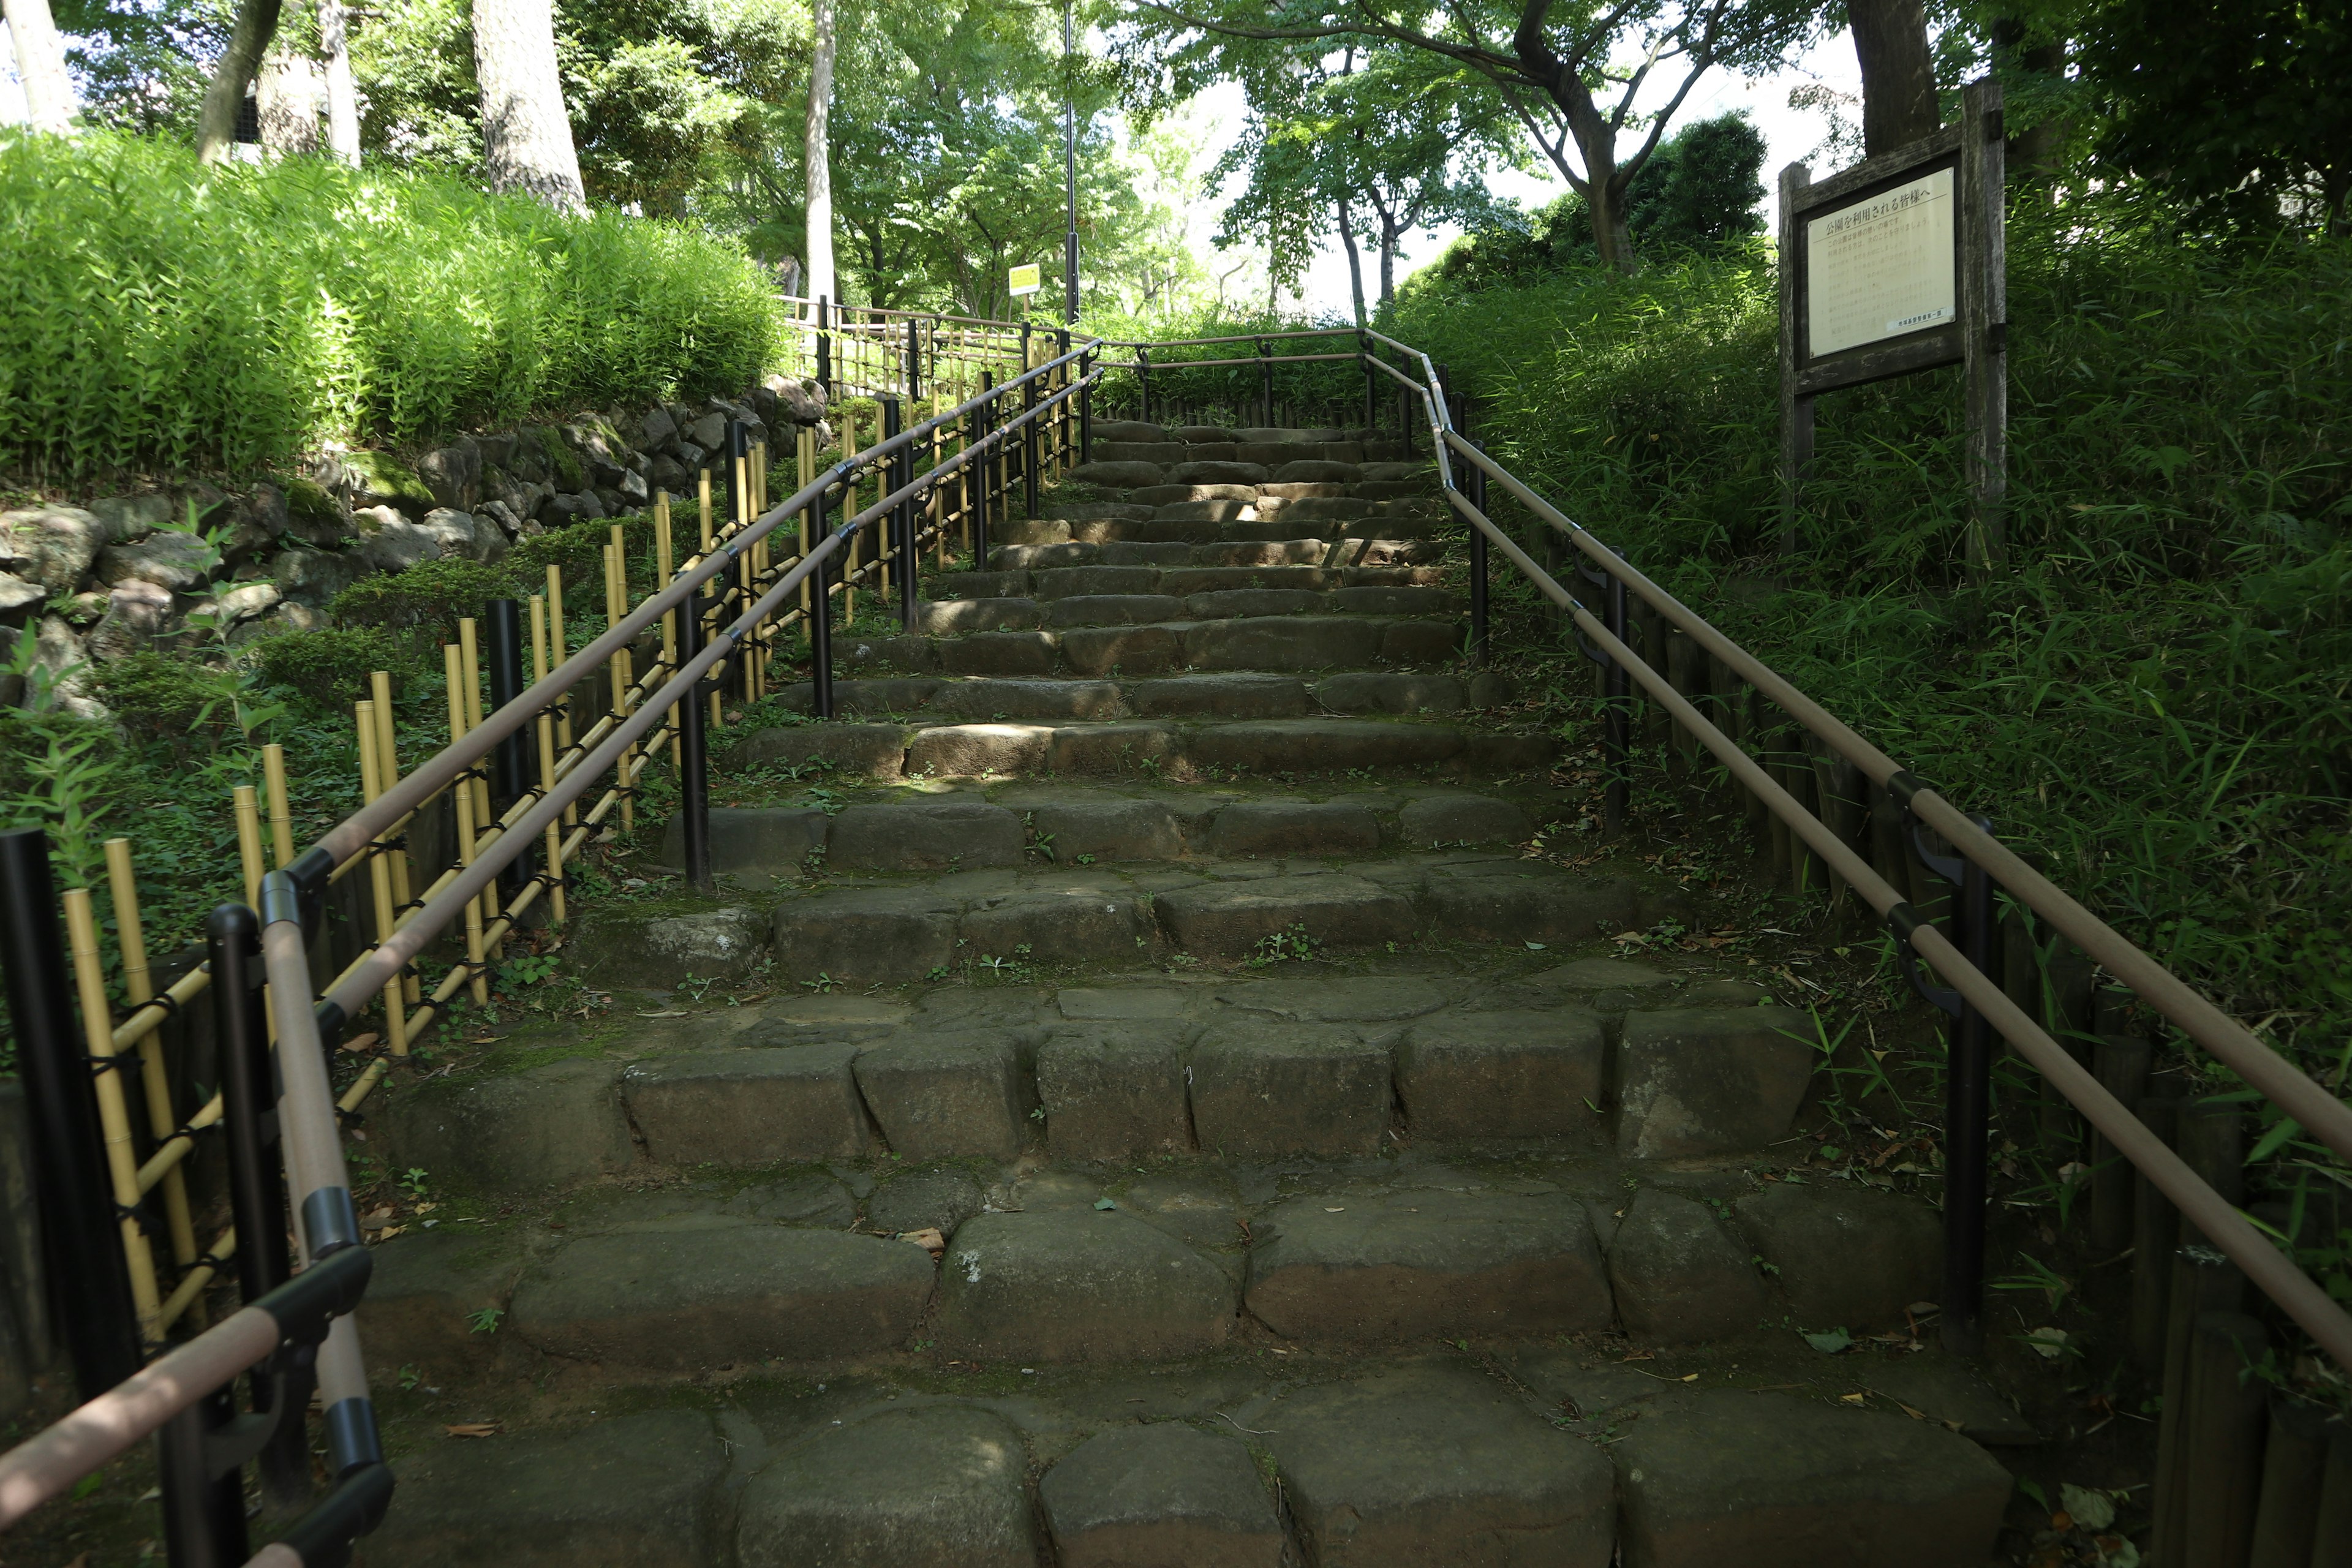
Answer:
804;0;837;304
318;0;360;164
258;36;321;156
1337;197;1366;326
1849;0;1939;157
1378;230;1396;306
472;0;586;211
1588;168;1636;272
1991;20;2066;176
3;0;76;134
196;0;284;164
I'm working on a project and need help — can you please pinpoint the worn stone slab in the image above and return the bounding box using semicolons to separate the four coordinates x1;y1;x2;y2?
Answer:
916;597;1042;635
866;1167;988;1236
906;723;1052;777
1031;565;1164;599
1611;1390;2011;1568
1154;875;1415;957
379;1058;635;1197
1184;718;1463;774
960;880;1152;965
837;635;944;676
826;799;1025;870
1208;799;1381;857
1060;624;1182;677
1046;720;1182;775
355;1226;524;1378
739;1405;1035;1568
1183;587;1323;619
511;1220;932;1368
1396;1009;1607;1140
658;807;826;877
1074;461;1167;489
1397;795;1534;847
1041;1424;1284;1568
621;1044;872;1166
1314;671;1468;715
855;1030;1033;1160
1615;1006;1816;1159
925;678;1124;720
941;570;1031;600
1607;1190;1770;1344
1058;987;1193;1020
937;1210;1237;1360
722;1170;859;1227
1213;975;1447;1022
357;1409;728;1568
1028;798;1185;861
1735;1184;1940;1332
801;677;946;715
1125;673;1308;718
1332;584;1456;616
1464;729;1560;772
938;630;1059;677
1248;1189;1611;1341
1856;1356;2041;1446
734;722;911;780
1417;863;1641;945
733;992;911;1044
1268;1363;1616;1568
1000;541;1105;567
1181;615;1384;671
771;886;963;981
1529;957;1674;990
1186;1020;1392;1157
570;905;769;987
1044;593;1185;628
1038;1022;1193;1159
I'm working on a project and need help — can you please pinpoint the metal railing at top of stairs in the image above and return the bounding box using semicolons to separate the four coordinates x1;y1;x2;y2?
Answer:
0;330;1102;1564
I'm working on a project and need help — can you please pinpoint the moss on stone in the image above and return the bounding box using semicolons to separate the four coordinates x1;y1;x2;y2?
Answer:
538;427;587;491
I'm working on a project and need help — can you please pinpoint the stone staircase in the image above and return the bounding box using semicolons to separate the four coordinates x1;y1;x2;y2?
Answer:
347;423;2027;1567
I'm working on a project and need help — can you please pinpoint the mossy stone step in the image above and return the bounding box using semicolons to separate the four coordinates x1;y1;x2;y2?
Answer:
816;612;1458;677
940;562;1444;600
910;584;1461;634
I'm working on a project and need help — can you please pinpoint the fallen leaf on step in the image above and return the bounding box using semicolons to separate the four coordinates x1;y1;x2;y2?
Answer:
338;1031;381;1055
1895;1402;1929;1420
637;1009;687;1018
900;1228;945;1254
443;1423;501;1439
1324;1206;1345;1213
1680;1373;1698;1382
374;1225;405;1241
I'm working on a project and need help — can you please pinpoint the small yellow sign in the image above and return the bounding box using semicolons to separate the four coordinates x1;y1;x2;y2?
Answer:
1008;263;1043;296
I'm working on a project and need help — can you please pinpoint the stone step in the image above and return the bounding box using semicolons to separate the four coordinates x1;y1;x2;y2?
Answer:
910;584;1463;635
358;1147;1942;1378
660;779;1540;876
728;715;1550;786
813;613;1462;678
997;509;1444;550
971;537;1442;571
745;669;1509;727
938;561;1444;601
356;1359;2013;1567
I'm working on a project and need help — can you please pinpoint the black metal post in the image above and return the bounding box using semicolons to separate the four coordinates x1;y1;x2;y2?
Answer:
1943;816;1997;1357
1604;560;1630;832
1022;363;1040;521
727;417;752;701
1137;349;1150;424
975;372;995;573
205;901;304;1506
1361;334;1376;431
0;827;142;1399
1257;338;1273;429
483;599;532;894
1079;347;1093;464
906;318;921;402
1464;434;1490;668
881;394;917;630
158;1391;247;1568
673;579;712;889
808;484;837;718
815;294;832;393
1054;328;1071;469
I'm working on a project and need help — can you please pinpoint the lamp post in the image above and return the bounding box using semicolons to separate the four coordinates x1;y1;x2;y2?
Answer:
1063;0;1079;325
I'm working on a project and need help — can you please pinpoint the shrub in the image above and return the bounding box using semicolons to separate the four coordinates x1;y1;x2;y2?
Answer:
247;625;409;709
0;128;784;478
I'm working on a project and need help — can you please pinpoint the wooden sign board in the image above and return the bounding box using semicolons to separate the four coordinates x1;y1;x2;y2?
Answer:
1008;263;1043;298
1780;78;2005;571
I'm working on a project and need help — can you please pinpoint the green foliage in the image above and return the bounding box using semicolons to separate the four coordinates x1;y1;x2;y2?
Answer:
247;626;407;710
1391;186;2352;1182
0;128;783;477
1422;113;1768;294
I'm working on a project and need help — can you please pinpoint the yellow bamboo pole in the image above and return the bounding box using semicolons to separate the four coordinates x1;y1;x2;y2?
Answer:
530;595;567;924
62;888;162;1341
654;492;681;771
262;744;294;868
103;840;198;1320
369;671;419;1005
355;702;411;1057
233;785;265;912
696;481;722;730
546;565;576;835
443;642;491;1006
604;541;638;834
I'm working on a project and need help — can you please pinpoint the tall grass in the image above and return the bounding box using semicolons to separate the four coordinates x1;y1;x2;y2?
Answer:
0;129;784;477
1386;198;2352;1145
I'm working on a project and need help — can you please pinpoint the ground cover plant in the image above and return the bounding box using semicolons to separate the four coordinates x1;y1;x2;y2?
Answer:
0;128;783;480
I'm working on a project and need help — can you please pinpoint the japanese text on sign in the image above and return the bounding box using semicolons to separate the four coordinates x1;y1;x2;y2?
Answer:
1805;167;1955;358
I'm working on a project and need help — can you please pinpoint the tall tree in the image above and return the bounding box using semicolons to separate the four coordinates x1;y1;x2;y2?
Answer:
804;0;837;303
1130;0;1819;271
318;0;359;162
472;0;584;208
195;0;282;161
4;0;77;130
1848;0;1938;154
257;32;320;153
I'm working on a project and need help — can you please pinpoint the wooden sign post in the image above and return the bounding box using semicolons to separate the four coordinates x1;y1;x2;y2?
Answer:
1779;78;2006;575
